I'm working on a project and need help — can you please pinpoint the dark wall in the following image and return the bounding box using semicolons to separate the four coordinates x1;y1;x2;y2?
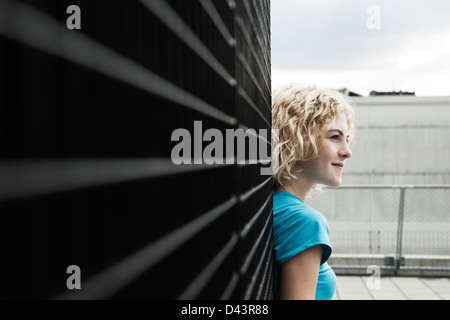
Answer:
0;0;272;299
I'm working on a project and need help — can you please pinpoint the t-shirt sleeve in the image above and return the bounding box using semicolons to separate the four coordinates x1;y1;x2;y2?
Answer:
274;209;332;266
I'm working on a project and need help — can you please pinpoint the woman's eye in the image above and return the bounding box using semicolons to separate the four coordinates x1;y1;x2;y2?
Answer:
331;135;339;140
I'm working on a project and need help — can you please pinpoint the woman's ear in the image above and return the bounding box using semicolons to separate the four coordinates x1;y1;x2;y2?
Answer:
293;161;305;174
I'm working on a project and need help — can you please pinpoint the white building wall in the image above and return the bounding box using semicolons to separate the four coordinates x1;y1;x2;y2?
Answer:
343;96;450;185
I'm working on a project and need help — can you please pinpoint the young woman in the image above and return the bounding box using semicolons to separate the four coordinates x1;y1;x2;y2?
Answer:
272;85;355;300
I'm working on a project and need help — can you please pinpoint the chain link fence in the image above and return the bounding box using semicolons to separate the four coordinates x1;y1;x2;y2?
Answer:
306;185;450;276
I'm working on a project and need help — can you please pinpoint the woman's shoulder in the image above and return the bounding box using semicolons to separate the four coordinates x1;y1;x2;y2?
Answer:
273;191;327;225
272;191;332;266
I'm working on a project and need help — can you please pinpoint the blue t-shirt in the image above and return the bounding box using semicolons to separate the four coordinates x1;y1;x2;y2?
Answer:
273;191;336;300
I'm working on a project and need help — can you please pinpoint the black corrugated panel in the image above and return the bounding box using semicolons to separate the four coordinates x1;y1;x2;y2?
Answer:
0;0;272;299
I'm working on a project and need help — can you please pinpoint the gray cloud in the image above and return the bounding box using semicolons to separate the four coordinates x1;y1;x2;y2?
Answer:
271;0;450;95
272;0;450;71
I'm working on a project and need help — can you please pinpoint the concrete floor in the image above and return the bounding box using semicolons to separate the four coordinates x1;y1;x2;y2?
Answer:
334;276;450;300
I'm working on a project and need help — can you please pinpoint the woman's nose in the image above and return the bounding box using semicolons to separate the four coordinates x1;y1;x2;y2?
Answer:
340;143;352;159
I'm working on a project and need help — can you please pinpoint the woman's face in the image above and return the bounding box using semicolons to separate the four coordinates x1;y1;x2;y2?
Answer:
302;112;352;187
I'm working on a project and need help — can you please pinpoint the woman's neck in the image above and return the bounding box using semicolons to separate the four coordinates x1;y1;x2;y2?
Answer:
278;180;313;202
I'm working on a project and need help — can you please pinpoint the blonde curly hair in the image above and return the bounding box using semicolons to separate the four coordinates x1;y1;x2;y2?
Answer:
272;85;355;190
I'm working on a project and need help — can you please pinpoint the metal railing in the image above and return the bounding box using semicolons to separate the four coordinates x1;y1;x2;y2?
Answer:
306;185;450;276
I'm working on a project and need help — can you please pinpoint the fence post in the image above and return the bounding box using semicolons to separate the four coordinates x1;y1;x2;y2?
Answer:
395;187;406;272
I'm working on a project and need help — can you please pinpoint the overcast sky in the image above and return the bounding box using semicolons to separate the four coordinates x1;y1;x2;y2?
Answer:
271;0;450;96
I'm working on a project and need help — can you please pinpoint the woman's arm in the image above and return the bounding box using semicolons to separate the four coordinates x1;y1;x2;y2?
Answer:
279;245;323;300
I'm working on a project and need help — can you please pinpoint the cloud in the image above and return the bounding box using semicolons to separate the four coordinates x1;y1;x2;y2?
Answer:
271;0;450;96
